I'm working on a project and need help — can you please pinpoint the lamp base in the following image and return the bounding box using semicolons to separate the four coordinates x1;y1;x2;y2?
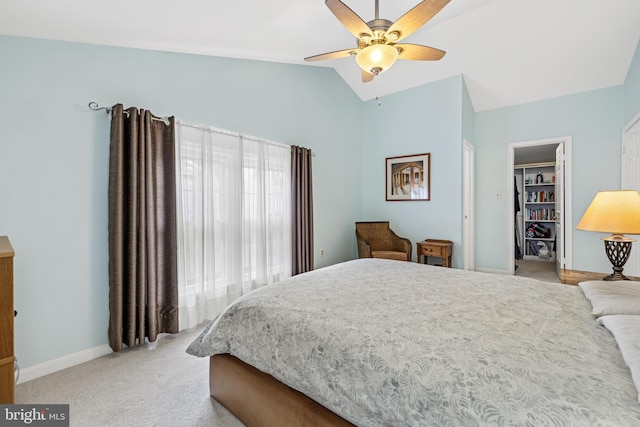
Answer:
602;238;633;281
603;270;630;281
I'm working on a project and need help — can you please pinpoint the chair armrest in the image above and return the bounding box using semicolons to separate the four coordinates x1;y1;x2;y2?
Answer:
393;237;412;261
404;238;412;261
356;232;373;258
388;230;412;261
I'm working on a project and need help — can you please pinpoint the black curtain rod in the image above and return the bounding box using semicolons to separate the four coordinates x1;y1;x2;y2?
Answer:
88;102;170;125
90;102;315;156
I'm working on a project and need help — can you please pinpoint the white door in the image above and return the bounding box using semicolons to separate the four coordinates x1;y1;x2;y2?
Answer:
621;113;640;276
463;140;475;270
555;143;565;276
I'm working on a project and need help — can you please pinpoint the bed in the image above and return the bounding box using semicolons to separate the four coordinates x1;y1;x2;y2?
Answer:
187;258;640;426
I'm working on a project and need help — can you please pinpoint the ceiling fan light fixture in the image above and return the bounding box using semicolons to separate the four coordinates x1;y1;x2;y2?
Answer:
386;31;400;43
355;44;398;75
308;0;450;82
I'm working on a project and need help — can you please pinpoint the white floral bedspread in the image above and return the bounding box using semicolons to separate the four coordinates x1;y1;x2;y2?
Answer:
187;259;640;426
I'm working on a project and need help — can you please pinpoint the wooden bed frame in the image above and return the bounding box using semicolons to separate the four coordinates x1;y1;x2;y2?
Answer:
209;354;355;427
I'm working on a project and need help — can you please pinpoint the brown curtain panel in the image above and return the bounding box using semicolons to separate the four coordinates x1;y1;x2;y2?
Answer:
108;104;179;352
291;145;314;275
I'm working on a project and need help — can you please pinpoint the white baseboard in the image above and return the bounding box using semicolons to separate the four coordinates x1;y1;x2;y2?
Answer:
475;267;509;275
16;344;112;384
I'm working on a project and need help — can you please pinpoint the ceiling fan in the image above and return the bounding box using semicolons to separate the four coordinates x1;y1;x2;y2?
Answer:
305;0;450;83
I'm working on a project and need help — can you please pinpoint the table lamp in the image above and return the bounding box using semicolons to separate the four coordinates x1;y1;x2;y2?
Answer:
576;190;640;280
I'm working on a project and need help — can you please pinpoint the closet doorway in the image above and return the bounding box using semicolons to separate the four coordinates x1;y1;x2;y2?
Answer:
507;137;573;277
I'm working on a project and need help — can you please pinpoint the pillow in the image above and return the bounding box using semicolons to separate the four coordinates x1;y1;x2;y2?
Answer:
597;315;640;403
579;280;640;317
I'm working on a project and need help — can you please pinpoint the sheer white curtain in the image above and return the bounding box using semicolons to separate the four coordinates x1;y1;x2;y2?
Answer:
175;122;292;330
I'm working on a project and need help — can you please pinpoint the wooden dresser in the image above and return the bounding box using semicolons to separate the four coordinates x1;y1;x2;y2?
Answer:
0;236;14;404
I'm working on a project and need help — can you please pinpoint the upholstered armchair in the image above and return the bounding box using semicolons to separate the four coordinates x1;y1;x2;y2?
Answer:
355;221;412;261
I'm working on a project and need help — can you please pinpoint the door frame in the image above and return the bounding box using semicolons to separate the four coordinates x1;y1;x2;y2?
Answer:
621;111;640;276
507;136;573;275
463;139;475;270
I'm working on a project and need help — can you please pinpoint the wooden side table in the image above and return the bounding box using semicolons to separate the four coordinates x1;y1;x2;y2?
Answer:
417;239;453;268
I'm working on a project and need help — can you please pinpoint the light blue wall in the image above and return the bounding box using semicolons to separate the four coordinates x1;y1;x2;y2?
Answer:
360;76;464;266
0;36;363;368
624;38;640;124
2;33;638;372
475;87;625;272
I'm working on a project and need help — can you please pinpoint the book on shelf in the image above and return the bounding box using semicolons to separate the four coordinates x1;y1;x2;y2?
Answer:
525;208;556;221
526;190;555;203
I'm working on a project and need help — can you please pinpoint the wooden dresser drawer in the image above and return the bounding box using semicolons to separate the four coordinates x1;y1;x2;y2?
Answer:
0;236;14;404
419;245;439;256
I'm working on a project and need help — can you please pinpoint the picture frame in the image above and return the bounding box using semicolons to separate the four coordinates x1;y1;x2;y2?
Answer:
385;153;430;201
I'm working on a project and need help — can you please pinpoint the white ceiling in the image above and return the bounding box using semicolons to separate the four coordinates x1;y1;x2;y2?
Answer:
1;0;639;111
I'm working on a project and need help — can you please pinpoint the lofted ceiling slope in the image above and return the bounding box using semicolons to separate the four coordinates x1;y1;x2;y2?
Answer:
1;0;639;111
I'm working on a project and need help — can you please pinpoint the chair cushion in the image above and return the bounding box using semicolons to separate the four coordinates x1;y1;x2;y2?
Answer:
371;251;407;261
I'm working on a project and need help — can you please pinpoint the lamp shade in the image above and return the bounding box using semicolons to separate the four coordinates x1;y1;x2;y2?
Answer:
576;190;640;235
356;44;399;75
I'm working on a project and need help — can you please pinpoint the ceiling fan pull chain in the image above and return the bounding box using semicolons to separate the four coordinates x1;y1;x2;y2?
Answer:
376;76;382;107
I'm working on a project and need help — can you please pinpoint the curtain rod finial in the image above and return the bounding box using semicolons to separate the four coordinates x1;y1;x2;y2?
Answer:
88;102;110;114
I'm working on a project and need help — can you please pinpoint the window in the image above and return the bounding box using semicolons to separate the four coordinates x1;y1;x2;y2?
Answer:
175;122;291;329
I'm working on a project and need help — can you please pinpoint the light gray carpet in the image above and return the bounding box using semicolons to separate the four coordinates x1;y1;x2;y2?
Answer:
515;259;560;283
15;326;245;427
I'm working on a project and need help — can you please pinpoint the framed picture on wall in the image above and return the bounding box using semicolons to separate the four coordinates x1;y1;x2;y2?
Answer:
385;153;431;201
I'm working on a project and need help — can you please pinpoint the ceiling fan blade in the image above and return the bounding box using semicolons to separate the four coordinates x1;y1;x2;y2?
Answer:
362;70;375;83
325;0;373;39
396;43;446;61
387;0;450;42
304;48;357;62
